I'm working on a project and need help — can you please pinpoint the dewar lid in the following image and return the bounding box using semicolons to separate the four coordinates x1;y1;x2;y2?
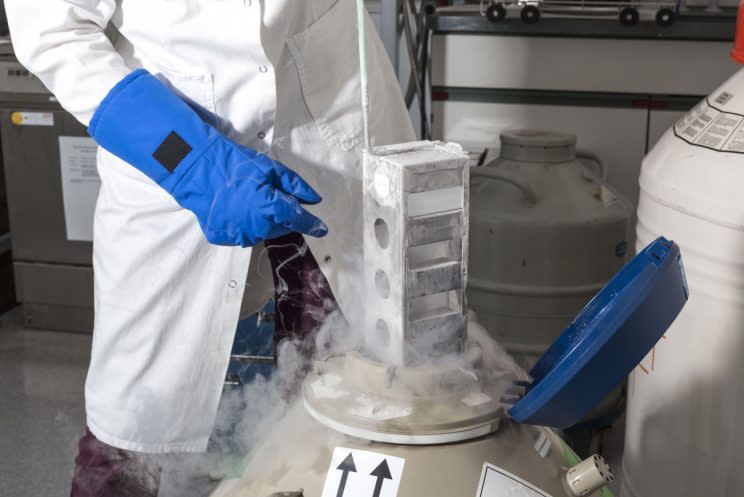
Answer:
509;237;688;428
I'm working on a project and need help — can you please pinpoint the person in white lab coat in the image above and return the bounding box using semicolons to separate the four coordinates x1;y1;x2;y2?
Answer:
5;0;414;495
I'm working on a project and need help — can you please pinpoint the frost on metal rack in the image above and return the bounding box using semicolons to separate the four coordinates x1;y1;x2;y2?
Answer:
363;140;470;367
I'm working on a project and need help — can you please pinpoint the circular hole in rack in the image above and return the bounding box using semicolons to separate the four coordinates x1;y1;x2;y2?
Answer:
374;218;390;249
376;319;390;348
375;270;390;299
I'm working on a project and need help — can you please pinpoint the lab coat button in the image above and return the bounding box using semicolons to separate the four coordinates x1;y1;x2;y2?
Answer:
258;131;266;139
259;65;268;73
228;280;238;288
244;0;252;6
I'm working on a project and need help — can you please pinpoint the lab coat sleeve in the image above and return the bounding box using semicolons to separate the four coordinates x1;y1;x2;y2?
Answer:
5;0;131;125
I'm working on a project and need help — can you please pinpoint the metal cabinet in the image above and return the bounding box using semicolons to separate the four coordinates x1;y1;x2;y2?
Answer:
0;103;94;332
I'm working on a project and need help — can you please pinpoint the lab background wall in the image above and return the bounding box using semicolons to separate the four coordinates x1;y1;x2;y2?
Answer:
429;35;736;215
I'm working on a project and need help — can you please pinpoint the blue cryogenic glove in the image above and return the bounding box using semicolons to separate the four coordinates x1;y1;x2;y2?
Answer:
88;69;328;247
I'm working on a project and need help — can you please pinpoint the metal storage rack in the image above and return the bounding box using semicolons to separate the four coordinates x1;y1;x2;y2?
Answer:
429;12;735;41
420;6;736;126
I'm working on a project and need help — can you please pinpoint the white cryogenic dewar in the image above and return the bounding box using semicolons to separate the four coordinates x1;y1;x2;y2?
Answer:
209;136;610;497
469;130;631;368
622;55;744;497
207;105;615;497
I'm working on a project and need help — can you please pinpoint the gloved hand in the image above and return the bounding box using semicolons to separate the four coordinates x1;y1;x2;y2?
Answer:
88;69;328;247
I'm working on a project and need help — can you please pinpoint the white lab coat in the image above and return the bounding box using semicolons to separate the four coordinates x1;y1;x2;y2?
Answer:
5;0;414;453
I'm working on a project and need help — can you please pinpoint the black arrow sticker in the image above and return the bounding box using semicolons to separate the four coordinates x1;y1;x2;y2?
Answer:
335;453;357;497
370;459;393;497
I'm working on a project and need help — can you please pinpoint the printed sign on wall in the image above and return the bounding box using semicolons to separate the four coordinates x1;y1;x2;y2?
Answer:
59;137;101;241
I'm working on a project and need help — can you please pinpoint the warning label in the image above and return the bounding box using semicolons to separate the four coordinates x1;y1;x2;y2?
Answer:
674;95;744;153
476;464;553;497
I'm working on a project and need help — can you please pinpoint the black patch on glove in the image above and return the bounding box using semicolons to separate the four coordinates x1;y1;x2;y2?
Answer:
153;131;192;172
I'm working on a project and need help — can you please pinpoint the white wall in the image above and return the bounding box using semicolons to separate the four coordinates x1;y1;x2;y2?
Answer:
431;34;738;210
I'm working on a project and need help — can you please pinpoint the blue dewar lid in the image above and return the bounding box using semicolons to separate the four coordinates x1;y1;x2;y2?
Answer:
508;237;688;428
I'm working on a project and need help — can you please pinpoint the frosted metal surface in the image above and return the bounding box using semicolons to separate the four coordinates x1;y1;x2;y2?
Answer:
363;141;470;366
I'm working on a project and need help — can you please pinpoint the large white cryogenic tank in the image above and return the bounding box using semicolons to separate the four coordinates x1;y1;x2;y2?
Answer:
209;140;688;497
469;130;631;366
622;68;744;497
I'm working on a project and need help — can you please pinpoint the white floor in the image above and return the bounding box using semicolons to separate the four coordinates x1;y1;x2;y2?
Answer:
0;308;90;497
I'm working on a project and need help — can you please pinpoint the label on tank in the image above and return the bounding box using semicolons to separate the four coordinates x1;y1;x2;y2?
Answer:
476;464;552;497
321;447;405;497
673;97;744;154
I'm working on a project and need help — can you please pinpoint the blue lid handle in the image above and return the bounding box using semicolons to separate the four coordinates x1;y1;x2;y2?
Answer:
508;237;688;428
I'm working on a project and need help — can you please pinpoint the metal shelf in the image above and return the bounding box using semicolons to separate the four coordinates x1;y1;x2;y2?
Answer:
431;86;702;111
429;12;735;41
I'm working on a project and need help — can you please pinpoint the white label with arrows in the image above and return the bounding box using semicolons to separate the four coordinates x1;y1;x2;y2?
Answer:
321;447;405;497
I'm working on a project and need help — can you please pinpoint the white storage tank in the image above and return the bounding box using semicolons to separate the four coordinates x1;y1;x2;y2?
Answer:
208;234;688;497
469;130;632;367
206;137;687;497
622;67;744;497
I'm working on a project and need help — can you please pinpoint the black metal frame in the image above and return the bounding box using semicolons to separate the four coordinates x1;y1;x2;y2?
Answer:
429;11;735;41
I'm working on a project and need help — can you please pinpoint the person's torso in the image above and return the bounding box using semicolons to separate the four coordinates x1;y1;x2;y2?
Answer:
108;0;350;150
111;0;338;70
